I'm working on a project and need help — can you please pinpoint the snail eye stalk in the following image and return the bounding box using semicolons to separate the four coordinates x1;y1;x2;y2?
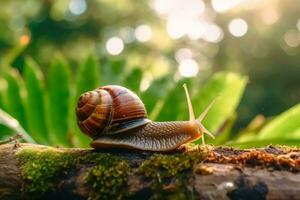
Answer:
183;84;216;144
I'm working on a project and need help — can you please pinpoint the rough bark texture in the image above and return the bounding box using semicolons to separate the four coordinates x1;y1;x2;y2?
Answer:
1;143;300;200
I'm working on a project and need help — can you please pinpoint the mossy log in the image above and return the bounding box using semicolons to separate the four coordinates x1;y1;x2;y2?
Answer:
1;143;300;200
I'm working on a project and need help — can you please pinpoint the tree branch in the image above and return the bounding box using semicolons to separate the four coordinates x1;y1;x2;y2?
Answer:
0;143;300;200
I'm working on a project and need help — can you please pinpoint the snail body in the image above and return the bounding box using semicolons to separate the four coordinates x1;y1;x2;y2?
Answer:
76;85;215;152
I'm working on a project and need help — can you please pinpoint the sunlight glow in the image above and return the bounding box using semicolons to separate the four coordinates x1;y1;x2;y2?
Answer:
178;59;199;77
228;18;248;37
187;20;205;40
105;37;124;55
175;48;193;62
135;24;152;42
166;15;186;39
261;8;280;25
152;0;209;40
212;0;244;13
69;0;87;15
151;0;205;16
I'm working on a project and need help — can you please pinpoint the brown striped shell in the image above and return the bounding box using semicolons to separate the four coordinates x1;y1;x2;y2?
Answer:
76;85;150;138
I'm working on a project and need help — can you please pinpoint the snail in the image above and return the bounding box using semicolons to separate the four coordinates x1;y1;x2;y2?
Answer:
76;84;215;152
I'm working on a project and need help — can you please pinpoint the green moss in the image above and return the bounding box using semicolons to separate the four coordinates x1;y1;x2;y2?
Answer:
16;145;210;199
85;160;130;200
16;146;131;199
17;147;80;195
138;147;210;200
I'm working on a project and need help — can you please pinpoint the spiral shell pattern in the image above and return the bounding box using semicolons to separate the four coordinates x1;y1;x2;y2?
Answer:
76;85;148;138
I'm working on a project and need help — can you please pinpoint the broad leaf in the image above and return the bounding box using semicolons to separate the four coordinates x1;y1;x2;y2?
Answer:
193;72;247;133
75;55;100;98
258;102;300;139
47;58;71;146
100;58;126;85
72;55;100;147
0;78;13;139
3;69;27;129
24;58;48;144
141;76;174;119
123;68;143;94
155;79;192;121
227;137;300;148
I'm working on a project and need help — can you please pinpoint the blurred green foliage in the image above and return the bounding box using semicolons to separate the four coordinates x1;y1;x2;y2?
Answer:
0;0;300;148
0;55;300;148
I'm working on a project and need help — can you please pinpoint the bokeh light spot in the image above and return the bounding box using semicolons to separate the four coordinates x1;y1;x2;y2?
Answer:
187;20;205;40
178;59;199;77
204;24;224;43
297;18;300;32
19;35;30;46
69;0;87;15
228;18;248;37
135;25;152;42
105;37;124;55
212;0;244;13
261;8;280;25
284;30;300;47
175;48;193;62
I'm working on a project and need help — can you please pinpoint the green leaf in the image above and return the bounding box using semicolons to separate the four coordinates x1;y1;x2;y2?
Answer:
100;58;126;85
24;58;48;144
3;69;27;129
72;55;100;147
47;58;71;146
0;78;13;139
0;78;7;109
141;76;174;119
226;137;300;148
155;79;192;121
193;72;247;132
75;55;100;98
258;102;300;139
212;113;237;145
291;127;300;137
123;68;143;93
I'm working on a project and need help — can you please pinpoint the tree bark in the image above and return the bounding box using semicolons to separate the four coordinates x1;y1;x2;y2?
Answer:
0;143;300;200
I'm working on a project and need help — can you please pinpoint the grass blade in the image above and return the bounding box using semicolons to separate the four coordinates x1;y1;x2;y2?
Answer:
24;58;48;144
47;58;71;146
0;108;35;143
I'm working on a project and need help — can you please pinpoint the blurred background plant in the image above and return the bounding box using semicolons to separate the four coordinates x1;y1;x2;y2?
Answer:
0;0;300;148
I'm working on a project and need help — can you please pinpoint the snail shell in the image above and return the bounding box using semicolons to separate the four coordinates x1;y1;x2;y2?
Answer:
76;85;150;138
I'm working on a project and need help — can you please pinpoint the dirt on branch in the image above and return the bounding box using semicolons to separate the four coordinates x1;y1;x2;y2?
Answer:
0;143;300;200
